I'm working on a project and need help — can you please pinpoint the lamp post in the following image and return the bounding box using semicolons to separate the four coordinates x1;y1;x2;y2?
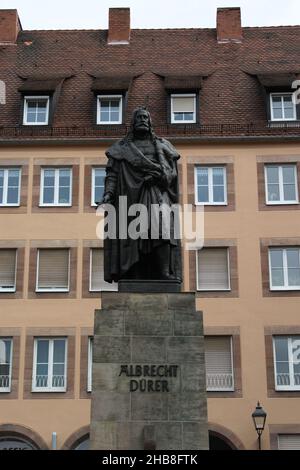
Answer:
252;402;267;450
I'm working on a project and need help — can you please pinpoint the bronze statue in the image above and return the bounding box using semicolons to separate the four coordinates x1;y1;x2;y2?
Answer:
101;107;182;283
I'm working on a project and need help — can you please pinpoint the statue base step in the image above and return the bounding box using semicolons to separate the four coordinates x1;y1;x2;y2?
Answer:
119;279;181;293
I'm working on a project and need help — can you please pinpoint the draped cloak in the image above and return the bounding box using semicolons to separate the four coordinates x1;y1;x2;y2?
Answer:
103;136;182;282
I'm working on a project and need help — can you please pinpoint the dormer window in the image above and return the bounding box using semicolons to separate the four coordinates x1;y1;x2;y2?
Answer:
171;94;196;123
270;93;296;121
23;96;50;125
97;95;123;125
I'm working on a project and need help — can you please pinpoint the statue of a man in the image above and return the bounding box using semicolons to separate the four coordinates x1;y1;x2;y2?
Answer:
101;107;182;283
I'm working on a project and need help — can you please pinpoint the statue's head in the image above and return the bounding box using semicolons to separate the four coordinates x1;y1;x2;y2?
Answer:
126;107;154;141
133;107;151;133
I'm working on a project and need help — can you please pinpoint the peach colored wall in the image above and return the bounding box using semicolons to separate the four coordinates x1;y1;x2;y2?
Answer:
0;142;300;449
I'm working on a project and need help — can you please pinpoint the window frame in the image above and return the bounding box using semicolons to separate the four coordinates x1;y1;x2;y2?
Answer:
91;167;105;207
0;249;17;293
87;337;93;393
268;247;300;291
36;248;70;293
273;336;300;391
194;166;228;206
96;95;123;125
0;168;21;207
270;93;297;122
205;336;235;392
23;95;50;126
0;338;13;393
39;167;72;207
32;338;68;393
264;164;299;205
171;93;196;124
196;247;231;292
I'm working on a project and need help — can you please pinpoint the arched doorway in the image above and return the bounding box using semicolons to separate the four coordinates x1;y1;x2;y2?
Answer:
0;424;48;450
209;431;236;450
208;423;245;450
62;426;90;450
0;436;37;450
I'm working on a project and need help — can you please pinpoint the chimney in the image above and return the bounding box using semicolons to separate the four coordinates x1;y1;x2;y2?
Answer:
108;8;130;45
217;7;242;43
0;9;22;44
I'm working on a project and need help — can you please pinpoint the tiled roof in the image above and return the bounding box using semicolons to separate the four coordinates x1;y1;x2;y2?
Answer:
1;26;300;138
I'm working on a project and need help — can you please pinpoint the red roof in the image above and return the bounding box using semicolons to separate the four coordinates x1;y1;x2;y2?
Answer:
1;26;300;140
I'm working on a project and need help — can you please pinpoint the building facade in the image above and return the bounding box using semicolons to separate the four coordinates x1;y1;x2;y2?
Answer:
0;6;300;450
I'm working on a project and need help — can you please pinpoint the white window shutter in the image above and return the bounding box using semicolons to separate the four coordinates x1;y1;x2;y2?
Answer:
0;250;16;289
38;249;69;290
91;249;104;291
198;248;229;290
90;248;117;292
172;96;194;113
205;337;234;391
278;435;300;450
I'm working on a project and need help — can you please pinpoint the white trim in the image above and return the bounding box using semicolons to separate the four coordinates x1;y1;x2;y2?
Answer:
273;336;300;391
91;167;105;207
39;167;72;207
194;166;227;206
97;95;123;125
171;93;196;124
196;247;231;292
23;95;50;126
0;167;21;207
269;247;300;291
36;248;70;293
32;338;67;392
270;93;297;122
0;337;13;393
0;249;17;293
87;337;93;393
265;164;299;205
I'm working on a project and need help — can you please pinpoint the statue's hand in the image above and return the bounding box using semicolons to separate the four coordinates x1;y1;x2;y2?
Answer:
98;193;113;205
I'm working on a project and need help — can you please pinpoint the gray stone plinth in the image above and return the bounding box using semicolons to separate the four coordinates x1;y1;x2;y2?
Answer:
90;292;208;450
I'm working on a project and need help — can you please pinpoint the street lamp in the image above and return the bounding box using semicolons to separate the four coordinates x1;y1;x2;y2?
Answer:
252;402;267;450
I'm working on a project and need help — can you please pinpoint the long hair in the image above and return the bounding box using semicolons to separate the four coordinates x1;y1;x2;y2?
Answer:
125;107;156;143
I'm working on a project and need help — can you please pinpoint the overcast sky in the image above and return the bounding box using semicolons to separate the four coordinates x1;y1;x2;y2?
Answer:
1;0;299;29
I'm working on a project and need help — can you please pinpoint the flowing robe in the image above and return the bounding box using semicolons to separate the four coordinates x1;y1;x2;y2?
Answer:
103;136;181;282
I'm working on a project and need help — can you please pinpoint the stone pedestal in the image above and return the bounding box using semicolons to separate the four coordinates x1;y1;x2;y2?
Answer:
90;292;209;450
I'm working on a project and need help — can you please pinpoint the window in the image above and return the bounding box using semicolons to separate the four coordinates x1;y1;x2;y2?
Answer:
269;247;300;290
32;338;67;392
0;338;13;392
171;94;196;123
197;248;230;291
270;93;296;121
97;95;122;124
195;166;227;205
36;249;70;292
205;337;234;391
273;336;300;391
89;248;118;292
23;96;50;125
87;338;93;393
40;168;72;206
92;168;105;206
0;249;17;292
265;165;298;204
0;168;21;206
278;435;300;450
